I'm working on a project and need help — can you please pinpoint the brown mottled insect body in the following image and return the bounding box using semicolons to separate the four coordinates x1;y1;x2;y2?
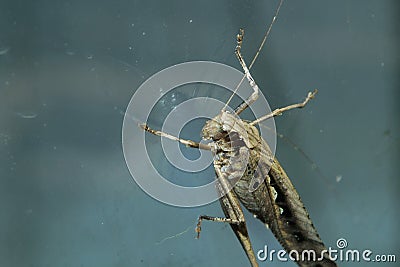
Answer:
140;1;337;266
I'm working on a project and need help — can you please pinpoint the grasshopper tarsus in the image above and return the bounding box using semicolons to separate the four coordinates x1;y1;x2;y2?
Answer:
236;28;244;49
305;89;318;103
138;123;147;131
195;215;241;239
311;88;318;97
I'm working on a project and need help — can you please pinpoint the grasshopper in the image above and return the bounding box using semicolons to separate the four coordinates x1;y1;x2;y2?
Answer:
141;1;337;266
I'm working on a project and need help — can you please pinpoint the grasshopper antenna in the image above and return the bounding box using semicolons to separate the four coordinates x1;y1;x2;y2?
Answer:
222;0;284;112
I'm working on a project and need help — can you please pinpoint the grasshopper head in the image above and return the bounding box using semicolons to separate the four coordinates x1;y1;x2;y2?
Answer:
202;110;258;148
202;111;239;141
201;112;225;141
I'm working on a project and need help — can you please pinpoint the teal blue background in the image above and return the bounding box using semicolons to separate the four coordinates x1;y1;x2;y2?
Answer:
0;0;398;266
